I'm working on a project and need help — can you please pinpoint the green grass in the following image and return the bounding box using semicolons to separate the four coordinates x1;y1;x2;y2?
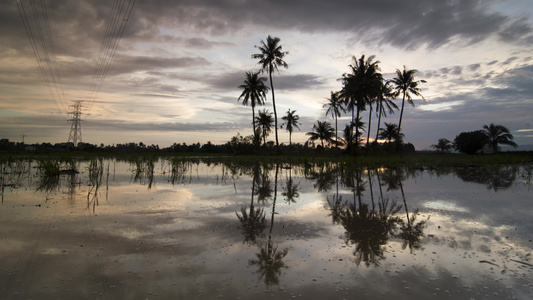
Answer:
2;150;532;168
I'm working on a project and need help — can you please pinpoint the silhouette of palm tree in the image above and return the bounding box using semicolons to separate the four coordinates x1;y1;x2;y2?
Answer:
339;55;382;149
255;109;274;146
375;81;398;142
306;120;335;147
324;91;345;145
390;66;426;133
238;71;269;147
431;138;453;153
249;164;288;287
252;35;288;152
280;109;301;146
482;123;517;153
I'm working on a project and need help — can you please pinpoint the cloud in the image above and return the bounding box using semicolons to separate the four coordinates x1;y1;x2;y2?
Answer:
126;0;532;50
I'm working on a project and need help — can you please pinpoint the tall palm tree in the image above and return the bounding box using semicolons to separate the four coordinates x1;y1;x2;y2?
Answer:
482;123;517;153
323;91;345;145
375;80;398;142
238;71;269;147
252;35;289;152
391;66;426;133
306;120;335;148
339;55;382;149
280;109;301;146
255;109;274;146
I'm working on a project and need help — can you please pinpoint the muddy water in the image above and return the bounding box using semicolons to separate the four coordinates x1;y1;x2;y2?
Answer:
0;158;532;299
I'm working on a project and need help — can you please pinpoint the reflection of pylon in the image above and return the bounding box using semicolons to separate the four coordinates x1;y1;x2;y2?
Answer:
67;100;83;147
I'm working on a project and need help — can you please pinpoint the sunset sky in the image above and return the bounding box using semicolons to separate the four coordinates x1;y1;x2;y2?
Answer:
1;0;532;149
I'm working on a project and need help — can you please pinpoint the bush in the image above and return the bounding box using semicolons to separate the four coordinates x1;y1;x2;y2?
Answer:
454;130;488;154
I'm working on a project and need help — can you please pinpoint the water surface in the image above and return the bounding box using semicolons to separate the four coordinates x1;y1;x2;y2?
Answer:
1;157;532;299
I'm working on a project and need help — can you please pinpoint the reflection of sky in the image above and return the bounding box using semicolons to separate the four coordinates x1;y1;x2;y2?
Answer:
0;160;532;299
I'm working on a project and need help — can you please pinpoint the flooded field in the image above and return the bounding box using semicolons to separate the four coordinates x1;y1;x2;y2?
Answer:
1;157;532;299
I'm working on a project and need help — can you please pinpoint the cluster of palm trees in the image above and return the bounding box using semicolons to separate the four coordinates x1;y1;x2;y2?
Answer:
238;35;291;151
314;55;426;150
431;123;517;153
238;36;426;152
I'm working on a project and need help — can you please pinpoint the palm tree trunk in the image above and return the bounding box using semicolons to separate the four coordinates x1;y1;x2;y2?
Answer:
289;132;292;146
252;107;257;148
366;105;373;147
375;101;382;142
334;114;338;146
268;64;280;152
399;179;410;226
398;92;406;133
355;104;361;147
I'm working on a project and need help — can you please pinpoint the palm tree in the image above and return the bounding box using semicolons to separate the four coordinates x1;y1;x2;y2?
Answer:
280;109;301;146
482;123;518;153
306;120;335;148
375;80;398;142
431;138;453;153
391;66;426;133
255;109;274;146
323;91;345;145
238;71;269;147
378;122;403;144
339;55;382;149
252;35;289;152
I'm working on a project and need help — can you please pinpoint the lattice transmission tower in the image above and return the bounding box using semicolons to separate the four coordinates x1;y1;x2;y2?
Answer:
67;100;84;147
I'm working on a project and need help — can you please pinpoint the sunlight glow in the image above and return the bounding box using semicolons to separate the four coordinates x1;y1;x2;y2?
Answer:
418;100;463;112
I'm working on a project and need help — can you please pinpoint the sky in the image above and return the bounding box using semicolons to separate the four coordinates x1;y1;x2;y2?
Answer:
1;0;532;150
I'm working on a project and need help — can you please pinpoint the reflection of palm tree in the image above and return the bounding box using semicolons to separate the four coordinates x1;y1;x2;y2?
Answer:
256;166;273;204
282;177;299;204
329;168;402;266
397;178;428;252
237;164;268;245
249;164;288;286
454;165;517;191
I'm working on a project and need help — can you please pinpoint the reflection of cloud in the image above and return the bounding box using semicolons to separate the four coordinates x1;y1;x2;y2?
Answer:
423;200;469;213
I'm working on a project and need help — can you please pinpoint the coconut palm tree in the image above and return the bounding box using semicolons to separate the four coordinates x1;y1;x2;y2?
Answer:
280;109;301;146
252;35;289;152
378;122;403;144
339;55;382;149
390;66;426;133
375;81;398;142
255;109;274;146
482;123;518;153
323;91;345;145
431;138;453;153
238;71;269;147
306;120;335;148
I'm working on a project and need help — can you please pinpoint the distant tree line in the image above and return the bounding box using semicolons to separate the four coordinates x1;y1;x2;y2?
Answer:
431;123;518;154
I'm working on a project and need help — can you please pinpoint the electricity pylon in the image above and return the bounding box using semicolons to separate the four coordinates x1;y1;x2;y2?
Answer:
67;100;83;147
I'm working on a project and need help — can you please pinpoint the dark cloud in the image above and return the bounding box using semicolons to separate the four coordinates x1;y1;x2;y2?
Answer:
499;17;533;44
85;119;244;133
127;0;530;49
467;63;481;71
275;74;326;91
